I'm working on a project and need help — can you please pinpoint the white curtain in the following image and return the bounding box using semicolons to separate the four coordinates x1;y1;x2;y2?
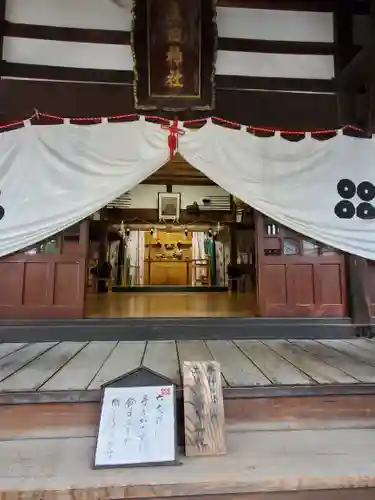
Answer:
2;118;375;260
180;121;375;259
0;118;168;257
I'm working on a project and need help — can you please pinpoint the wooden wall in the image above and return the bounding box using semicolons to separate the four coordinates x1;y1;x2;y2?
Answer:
255;213;347;317
0;0;352;129
0;222;88;319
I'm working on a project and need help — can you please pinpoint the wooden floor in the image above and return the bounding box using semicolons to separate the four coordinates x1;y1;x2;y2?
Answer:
1;338;375;392
85;291;257;318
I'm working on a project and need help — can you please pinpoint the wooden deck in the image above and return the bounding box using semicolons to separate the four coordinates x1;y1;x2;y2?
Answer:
1;338;375;396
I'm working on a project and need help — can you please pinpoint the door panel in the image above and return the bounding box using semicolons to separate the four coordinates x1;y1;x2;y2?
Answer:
256;214;346;317
0;222;88;319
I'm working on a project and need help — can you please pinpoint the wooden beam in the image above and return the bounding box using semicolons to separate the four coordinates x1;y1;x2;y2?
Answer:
333;0;356;79
334;0;360;126
2;62;336;95
103;208;233;225
217;0;336;10
4;22;335;56
0;79;339;130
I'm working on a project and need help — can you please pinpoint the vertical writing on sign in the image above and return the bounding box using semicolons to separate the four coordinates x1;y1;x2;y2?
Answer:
94;384;176;467
183;361;226;457
165;1;184;90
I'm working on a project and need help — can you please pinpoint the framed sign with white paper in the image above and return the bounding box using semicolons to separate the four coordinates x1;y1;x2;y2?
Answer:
94;366;178;468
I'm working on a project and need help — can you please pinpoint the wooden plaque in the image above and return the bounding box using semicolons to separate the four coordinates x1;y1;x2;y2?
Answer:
94;366;178;468
132;0;217;111
183;361;226;457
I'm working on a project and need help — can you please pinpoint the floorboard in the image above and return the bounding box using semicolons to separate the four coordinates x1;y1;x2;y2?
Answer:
0;343;27;361
235;340;315;385
143;341;181;384
263;340;358;384
89;341;146;389
345;339;375;354
206;340;271;386
177;340;228;387
291;340;375;383
0;339;373;394
40;342;117;391
0;342;88;391
319;340;375;368
0;343;57;383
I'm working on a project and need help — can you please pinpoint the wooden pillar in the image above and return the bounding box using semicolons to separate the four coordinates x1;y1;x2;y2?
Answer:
98;209;108;267
229;195;238;291
334;0;356;126
345;254;371;336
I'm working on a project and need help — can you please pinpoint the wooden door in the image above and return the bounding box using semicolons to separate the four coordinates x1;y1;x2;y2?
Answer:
256;214;347;317
0;222;88;319
365;260;375;316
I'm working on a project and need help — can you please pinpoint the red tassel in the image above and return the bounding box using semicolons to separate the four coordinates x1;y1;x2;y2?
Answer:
161;119;185;160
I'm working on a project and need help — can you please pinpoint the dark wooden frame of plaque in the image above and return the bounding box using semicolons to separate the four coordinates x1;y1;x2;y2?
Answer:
132;0;217;111
93;366;179;469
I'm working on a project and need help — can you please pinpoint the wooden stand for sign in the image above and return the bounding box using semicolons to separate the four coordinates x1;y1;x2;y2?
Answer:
183;361;226;457
94;366;179;469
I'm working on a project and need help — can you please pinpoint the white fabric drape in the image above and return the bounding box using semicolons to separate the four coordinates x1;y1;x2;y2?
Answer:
0;118;169;257
2;118;375;260
180;121;375;259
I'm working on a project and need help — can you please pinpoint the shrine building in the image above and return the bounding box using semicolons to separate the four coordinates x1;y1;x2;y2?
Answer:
0;0;375;497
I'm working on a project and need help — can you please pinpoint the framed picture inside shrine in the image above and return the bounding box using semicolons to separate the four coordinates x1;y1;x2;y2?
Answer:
158;192;181;222
93;367;178;468
132;0;217;110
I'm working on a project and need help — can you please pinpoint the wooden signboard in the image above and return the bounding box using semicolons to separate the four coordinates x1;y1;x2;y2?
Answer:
94;366;178;468
132;0;217;111
183;361;226;457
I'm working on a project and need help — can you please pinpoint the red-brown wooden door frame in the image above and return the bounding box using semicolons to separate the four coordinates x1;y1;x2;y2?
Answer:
255;213;347;318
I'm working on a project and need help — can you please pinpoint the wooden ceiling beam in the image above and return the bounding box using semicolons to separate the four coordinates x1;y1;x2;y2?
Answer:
141;178;215;186
218;0;367;12
217;0;336;11
103;208;233;224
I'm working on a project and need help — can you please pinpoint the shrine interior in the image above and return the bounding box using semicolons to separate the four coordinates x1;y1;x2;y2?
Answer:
84;155;258;318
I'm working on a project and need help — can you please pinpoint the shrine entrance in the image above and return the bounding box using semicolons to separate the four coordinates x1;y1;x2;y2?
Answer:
79;153;256;319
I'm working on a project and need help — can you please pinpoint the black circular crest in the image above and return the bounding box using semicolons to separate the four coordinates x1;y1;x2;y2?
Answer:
356;202;375;220
334;200;355;219
0;205;4;221
337;179;356;199
357;181;375;202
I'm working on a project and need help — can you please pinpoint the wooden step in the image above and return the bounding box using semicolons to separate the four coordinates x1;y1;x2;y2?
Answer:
0;425;375;500
2;388;375;440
